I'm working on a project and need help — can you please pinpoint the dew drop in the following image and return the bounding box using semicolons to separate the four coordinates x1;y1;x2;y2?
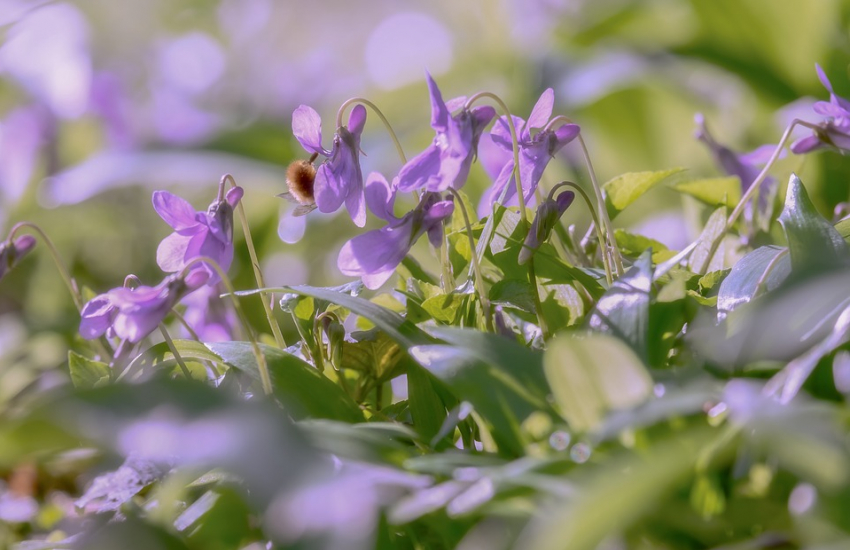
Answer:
548;430;571;451
653;383;666;398
788;483;817;516
570;442;591;464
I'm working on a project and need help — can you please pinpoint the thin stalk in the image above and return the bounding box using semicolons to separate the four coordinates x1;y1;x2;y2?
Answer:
159;325;192;379
221;174;286;349
440;221;454;292
181;256;273;396
447;188;493;332
170;308;201;341
337;97;407;163
8;222;82;311
466;91;548;334
548;181;613;284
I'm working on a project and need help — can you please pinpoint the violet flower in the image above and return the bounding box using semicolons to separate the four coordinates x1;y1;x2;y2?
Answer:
338;172;454;289
477;88;580;215
396;73;495;194
791;64;850;154
79;271;208;344
153;186;243;284
180;283;236;342
0;235;36;281
694;113;778;192
519;190;575;265
292;104;367;227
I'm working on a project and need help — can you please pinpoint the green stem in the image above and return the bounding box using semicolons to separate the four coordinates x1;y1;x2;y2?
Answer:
440;221;454;292
466;91;548;334
181;256;273;396
8;222;82;311
221;174;286;349
447;188;493;332
159;325;192;379
336;97;407;163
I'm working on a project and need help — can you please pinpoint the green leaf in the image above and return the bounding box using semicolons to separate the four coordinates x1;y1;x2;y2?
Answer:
76;455;165;513
175;488;253;550
207;342;363;422
406;359;449;442
68;350;110;389
420;292;467;324
586;250;652;359
489;279;536;313
340;329;405;382
672;176;741;207
603;167;685;218
688;206;727;274
778;173;850;275
411;328;554;456
717;245;791;317
543;333;653;432
614;229;676;263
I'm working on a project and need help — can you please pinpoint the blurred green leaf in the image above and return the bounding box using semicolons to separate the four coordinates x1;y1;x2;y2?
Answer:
672;176;741;208
68;351;110;389
544;332;653;432
341;329;405;382
688;206;727;274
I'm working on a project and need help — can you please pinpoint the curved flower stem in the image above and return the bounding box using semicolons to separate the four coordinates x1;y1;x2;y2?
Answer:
170;308;201;341
181;256;273;396
447;188;493;332
337;97;407;164
8;222;82;311
466;91;548;335
440;225;454;293
159;324;192;379
548;181;613;284
221;174;286;349
543;116;622;276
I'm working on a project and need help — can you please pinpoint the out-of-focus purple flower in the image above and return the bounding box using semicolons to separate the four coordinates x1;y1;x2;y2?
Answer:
396;73;496;194
478;88;580;215
80;271;208;344
694;113;778;192
0;235;36;281
153;186;243;284
791;64;850;154
292;104;367;227
338;172;453;289
180;283;236;342
519;190;574;264
0;106;47;205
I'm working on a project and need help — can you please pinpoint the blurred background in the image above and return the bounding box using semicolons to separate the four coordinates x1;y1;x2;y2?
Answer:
2;0;850;395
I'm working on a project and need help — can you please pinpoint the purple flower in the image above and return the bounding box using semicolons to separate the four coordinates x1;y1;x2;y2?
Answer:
180;283;236;342
519;190;575;264
153;186;243;284
396;73;496;194
80;271;208;344
292;104;367;227
477;88;580;215
0;235;36;281
791;64;850;154
338;172;454;289
694;113;778;192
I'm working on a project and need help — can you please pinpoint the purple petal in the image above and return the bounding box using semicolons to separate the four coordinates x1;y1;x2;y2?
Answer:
225;186;244;207
552;123;581;150
739;144;782;165
444;96;467;112
156;231;204;272
489;114;527;149
347;104;367;135
427;223;444;248
12;235;36;257
477;133;513;181
337;222;414;289
397;145;442;192
424;200;454;224
79;295;115;340
816;63;833;93
426;72;450;131
555;190;576;214
292;105;327;156
527;88;555;132
470;106;497;132
345;184;367;228
152;191;199;230
791;134;824;154
313;163;346;214
364;172;396;222
813;100;849;118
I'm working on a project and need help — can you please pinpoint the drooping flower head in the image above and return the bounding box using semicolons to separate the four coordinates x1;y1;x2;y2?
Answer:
478;88;580;215
153;185;243;284
338;172;454;289
519;190;575;265
0;234;36;281
791;64;850;154
396;73;496;194
79;270;208;344
291;104;367;226
694;113;778;192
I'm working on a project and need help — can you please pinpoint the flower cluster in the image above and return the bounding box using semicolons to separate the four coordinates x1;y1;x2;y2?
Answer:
792;64;850;154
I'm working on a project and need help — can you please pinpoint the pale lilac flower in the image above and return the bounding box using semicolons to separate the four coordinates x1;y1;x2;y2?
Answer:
292;104;367;227
80;271;208;344
180;283;236;342
519;190;574;264
694;113;778;192
791;64;850;154
478;88;580;215
0;235;36;281
338;172;453;289
153;186;243;284
396;73;496;194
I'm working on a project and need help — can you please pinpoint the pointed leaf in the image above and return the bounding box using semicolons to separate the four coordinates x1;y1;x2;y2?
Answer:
68;350;111;389
603;168;685;219
672;176;741;208
688;206;727;274
717;245;791;318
